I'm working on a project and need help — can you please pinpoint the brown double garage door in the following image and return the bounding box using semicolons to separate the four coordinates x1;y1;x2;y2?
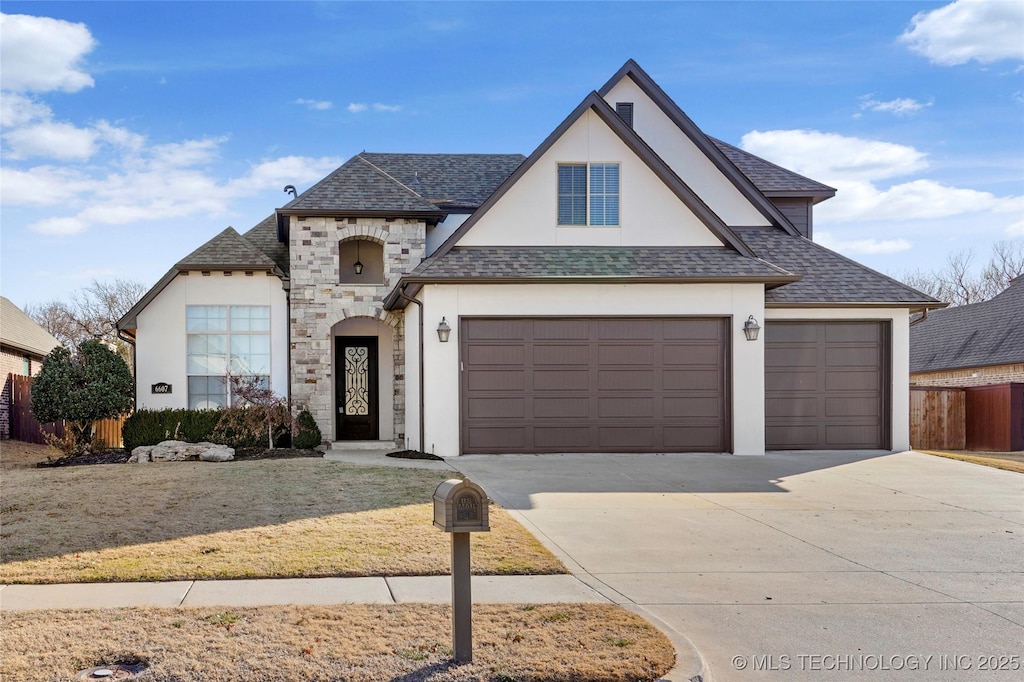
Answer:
460;317;890;454
460;317;730;454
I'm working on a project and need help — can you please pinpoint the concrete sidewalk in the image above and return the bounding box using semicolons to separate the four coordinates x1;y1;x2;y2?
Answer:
0;574;606;611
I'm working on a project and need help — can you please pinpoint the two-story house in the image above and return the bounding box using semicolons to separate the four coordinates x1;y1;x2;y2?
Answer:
118;61;940;456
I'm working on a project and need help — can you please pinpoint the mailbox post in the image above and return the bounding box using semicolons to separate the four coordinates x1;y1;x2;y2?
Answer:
433;478;490;663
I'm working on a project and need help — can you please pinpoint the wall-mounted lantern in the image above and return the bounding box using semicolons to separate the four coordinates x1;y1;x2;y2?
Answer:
437;317;451;343
353;240;364;275
743;315;761;341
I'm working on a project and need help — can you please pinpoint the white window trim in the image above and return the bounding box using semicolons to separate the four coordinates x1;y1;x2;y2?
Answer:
186;305;272;409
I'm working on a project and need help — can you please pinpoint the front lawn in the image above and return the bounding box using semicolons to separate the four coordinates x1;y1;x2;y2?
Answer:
0;454;564;584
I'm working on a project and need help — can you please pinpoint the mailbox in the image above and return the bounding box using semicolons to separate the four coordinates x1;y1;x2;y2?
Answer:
433;479;490;533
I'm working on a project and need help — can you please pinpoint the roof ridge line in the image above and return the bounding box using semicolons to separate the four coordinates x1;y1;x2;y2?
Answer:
356;154;423;198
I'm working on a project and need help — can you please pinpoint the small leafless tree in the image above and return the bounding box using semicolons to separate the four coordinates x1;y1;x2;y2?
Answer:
896;239;1024;307
26;278;146;369
223;374;296;450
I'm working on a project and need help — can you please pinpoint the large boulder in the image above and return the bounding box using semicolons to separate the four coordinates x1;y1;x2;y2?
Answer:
129;440;234;463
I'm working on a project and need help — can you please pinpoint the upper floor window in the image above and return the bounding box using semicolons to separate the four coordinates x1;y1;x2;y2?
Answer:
186;305;270;409
557;163;619;226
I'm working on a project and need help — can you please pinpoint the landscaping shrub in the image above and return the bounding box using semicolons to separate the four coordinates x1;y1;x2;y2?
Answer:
122;409;221;451
292;409;322;449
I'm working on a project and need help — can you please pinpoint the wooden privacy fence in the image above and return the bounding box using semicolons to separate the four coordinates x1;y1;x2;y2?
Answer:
911;383;1024;452
7;373;126;448
910;387;965;450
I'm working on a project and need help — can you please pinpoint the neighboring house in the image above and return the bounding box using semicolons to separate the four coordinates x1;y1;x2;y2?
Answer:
118;60;940;456
1;296;61;439
910;276;1024;387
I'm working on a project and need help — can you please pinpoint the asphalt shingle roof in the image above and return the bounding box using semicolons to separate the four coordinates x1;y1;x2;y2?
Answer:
1;296;61;357
910;279;1024;372
407;246;795;281
711;138;836;195
282;153;524;213
734;227;940;305
243;215;290;274
177;227;278;270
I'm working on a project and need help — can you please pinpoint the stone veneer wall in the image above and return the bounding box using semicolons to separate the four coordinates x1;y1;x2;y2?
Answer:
289;216;426;443
910;363;1024;387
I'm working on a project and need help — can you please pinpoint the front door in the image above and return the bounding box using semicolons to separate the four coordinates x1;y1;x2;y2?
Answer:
336;337;379;441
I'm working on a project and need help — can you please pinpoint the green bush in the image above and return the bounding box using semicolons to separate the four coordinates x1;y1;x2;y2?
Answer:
292;409;322;449
122;409;222;451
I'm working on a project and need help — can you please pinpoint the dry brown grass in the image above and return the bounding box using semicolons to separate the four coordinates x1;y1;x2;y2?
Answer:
0;439;59;469
0;603;674;681
1;457;563;584
916;449;1024;474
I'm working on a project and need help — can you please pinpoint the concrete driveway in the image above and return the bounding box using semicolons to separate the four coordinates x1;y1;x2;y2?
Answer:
454;451;1024;681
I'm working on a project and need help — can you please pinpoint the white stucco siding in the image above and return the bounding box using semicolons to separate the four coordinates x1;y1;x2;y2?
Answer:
456;110;723;248
410;282;766;457
603;78;771;228
426;213;470;256
765;308;911;452
134;271;289;410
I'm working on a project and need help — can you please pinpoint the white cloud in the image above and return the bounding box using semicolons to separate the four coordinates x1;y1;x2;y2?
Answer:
859;95;933;116
741;129;1023;224
0;165;97;206
347;102;401;113
1006;220;1024;237
347;102;368;113
0;13;96;92
900;0;1024;66
226;155;342;196
31;216;89;236
815;234;912;255
372;103;401;112
0;92;51;127
741;129;927;182
295;98;333;111
3;121;97;160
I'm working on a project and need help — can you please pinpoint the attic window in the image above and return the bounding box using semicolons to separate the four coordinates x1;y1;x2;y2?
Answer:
557;163;620;226
615;102;633;128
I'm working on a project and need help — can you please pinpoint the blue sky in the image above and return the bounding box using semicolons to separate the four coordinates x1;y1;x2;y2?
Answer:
2;1;1022;310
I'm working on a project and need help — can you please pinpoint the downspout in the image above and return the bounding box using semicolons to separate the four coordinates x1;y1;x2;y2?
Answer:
396;286;426;452
909;309;929;327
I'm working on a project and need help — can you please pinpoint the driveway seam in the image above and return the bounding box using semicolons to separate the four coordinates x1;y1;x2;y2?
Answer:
178;581;196;606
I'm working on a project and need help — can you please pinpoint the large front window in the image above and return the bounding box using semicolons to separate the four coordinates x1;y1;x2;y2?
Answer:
557;162;620;226
186;305;270;409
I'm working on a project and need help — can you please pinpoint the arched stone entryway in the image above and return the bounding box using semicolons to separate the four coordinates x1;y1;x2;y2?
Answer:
331;317;395;441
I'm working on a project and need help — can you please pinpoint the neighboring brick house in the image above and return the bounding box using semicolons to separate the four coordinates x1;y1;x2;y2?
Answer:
910;276;1024;387
119;60;941;456
1;296;61;439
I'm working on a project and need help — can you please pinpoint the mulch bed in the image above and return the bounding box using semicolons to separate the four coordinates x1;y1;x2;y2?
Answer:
387;449;444;461
36;447;321;468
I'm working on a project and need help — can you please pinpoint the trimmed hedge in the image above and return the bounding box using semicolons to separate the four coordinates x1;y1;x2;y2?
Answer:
122;409;222;452
292;409;322;449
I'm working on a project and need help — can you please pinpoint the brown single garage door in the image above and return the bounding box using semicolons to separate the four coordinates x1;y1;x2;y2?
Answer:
460;317;729;454
765;321;889;450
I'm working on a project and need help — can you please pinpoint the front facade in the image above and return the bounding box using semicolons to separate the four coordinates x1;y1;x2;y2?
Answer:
119;61;939;456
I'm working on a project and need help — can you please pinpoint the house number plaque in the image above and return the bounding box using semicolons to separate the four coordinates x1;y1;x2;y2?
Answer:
151;382;172;394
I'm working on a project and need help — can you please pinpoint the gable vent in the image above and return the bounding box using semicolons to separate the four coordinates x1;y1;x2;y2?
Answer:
615;102;634;128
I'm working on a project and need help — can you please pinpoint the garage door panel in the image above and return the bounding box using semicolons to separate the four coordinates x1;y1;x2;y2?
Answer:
468;398;525;419
824;371;879;391
663;397;723;418
598;397;655;418
662;368;723;391
534;370;589;391
464;319;525;340
662;343;720;365
825;347;878;367
535;426;593;449
598;369;655;390
765;321;888;450
467;370;525;391
598;344;655;365
533;397;590;419
663;319;723;340
533;344;589;365
533;319;591;340
598;319;656;340
462;317;729;453
465;345;525;365
826;324;879;343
